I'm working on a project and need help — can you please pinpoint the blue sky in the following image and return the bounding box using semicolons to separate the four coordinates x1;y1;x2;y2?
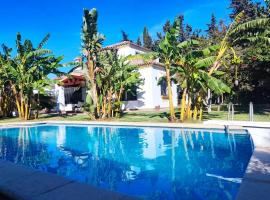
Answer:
0;0;263;65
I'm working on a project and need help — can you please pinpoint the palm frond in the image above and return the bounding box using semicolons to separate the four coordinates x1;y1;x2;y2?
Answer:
38;33;50;49
195;56;216;68
26;49;52;59
230;18;270;36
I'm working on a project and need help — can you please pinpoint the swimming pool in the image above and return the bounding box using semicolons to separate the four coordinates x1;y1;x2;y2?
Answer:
0;124;253;200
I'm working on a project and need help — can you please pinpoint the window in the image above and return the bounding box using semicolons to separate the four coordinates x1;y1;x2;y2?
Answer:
64;87;83;104
161;80;168;97
122;86;138;101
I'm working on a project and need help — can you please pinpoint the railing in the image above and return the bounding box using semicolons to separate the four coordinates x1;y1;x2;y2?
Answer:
249;102;254;122
227;102;234;121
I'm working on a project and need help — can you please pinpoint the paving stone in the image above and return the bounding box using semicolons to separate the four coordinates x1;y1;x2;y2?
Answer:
244;148;270;182
0;161;36;184
33;182;138;200
236;178;270;200
2;171;73;200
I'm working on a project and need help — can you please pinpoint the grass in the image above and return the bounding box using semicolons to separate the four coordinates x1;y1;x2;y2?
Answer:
0;105;269;123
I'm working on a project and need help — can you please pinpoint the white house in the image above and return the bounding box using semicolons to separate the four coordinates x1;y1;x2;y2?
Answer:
55;41;178;112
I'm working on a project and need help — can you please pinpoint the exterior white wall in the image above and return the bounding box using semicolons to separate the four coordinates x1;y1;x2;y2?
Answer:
55;85;65;112
150;66;178;109
117;46;145;57
123;66;178;110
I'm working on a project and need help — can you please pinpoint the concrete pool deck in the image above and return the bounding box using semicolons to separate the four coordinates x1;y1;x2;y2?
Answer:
0;120;270;200
0;160;136;200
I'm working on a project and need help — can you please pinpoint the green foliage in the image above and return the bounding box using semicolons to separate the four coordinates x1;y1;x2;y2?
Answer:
121;30;130;42
0;33;64;119
81;8;105;55
143;27;153;49
136;37;142;46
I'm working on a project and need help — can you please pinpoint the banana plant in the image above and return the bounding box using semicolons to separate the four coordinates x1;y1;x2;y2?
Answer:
84;50;143;119
81;8;105;119
209;12;270;75
158;17;181;121
174;40;230;121
1;33;63;120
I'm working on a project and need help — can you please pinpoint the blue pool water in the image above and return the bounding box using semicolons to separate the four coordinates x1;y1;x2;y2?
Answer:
0;124;253;200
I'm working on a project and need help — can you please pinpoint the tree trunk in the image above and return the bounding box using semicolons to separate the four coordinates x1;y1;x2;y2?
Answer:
101;96;107;119
20;92;25;119
165;65;175;121
107;89;113;118
87;53;98;119
186;96;191;120
180;88;187;122
193;106;198;120
207;89;212;113
198;96;203;121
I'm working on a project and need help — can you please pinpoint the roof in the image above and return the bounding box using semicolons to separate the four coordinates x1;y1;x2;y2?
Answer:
103;41;152;53
55;72;85;84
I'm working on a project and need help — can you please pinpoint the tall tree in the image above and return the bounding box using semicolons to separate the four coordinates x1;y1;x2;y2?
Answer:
229;0;257;20
163;20;171;33
207;14;219;42
143;27;153;49
158;18;181;121
81;8;105;119
121;30;130;41
136;37;142;46
185;24;193;40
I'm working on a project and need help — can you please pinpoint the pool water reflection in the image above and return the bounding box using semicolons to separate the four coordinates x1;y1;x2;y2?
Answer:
0;125;253;200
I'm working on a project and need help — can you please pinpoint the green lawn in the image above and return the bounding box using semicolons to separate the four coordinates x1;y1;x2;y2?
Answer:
0;106;269;123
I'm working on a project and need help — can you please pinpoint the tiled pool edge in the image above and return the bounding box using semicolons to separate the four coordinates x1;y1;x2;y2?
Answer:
0;160;137;200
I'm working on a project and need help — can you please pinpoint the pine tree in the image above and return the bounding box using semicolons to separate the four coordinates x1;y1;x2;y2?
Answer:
229;0;256;20
156;32;163;40
266;0;270;12
163;20;171;33
136;37;142;46
219;19;227;35
121;30;130;41
184;24;193;40
206;14;218;41
174;15;185;42
143;27;153;49
152;32;163;51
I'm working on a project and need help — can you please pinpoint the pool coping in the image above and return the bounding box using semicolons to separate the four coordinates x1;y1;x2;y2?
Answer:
0;120;244;131
236;147;270;200
0;121;269;200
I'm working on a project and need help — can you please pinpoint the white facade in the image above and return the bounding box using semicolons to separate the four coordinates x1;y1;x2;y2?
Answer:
113;42;178;110
56;41;179;111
